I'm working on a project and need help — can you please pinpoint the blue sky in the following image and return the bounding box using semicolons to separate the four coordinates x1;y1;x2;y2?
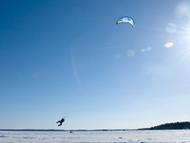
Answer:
0;0;190;129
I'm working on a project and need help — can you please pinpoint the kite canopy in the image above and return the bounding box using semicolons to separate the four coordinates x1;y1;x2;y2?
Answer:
116;16;135;28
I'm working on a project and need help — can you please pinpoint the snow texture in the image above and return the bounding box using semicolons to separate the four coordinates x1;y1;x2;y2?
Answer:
0;130;190;143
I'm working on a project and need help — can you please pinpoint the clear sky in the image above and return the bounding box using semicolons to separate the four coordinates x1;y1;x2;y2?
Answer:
0;0;190;130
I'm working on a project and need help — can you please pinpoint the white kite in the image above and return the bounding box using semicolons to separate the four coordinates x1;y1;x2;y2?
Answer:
116;16;135;28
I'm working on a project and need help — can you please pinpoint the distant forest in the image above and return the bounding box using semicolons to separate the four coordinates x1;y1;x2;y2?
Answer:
139;121;190;130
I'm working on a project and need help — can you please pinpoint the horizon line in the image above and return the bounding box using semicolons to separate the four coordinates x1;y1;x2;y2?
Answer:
0;129;137;131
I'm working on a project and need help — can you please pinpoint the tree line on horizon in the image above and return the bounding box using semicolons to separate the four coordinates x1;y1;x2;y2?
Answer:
139;121;190;130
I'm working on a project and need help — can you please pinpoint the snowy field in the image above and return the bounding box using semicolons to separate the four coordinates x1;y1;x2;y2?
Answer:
0;130;190;143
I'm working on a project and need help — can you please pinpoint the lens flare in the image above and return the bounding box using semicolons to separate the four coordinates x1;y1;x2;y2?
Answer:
164;42;174;48
127;50;135;57
141;49;145;53
175;1;190;18
166;23;177;33
147;47;152;51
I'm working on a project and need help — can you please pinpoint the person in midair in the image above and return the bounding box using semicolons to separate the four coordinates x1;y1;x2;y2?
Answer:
56;118;65;126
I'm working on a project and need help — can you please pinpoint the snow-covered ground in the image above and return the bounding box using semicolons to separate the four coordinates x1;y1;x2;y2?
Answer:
0;130;190;143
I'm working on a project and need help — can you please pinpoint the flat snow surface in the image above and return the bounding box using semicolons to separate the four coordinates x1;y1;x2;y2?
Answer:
0;130;190;143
